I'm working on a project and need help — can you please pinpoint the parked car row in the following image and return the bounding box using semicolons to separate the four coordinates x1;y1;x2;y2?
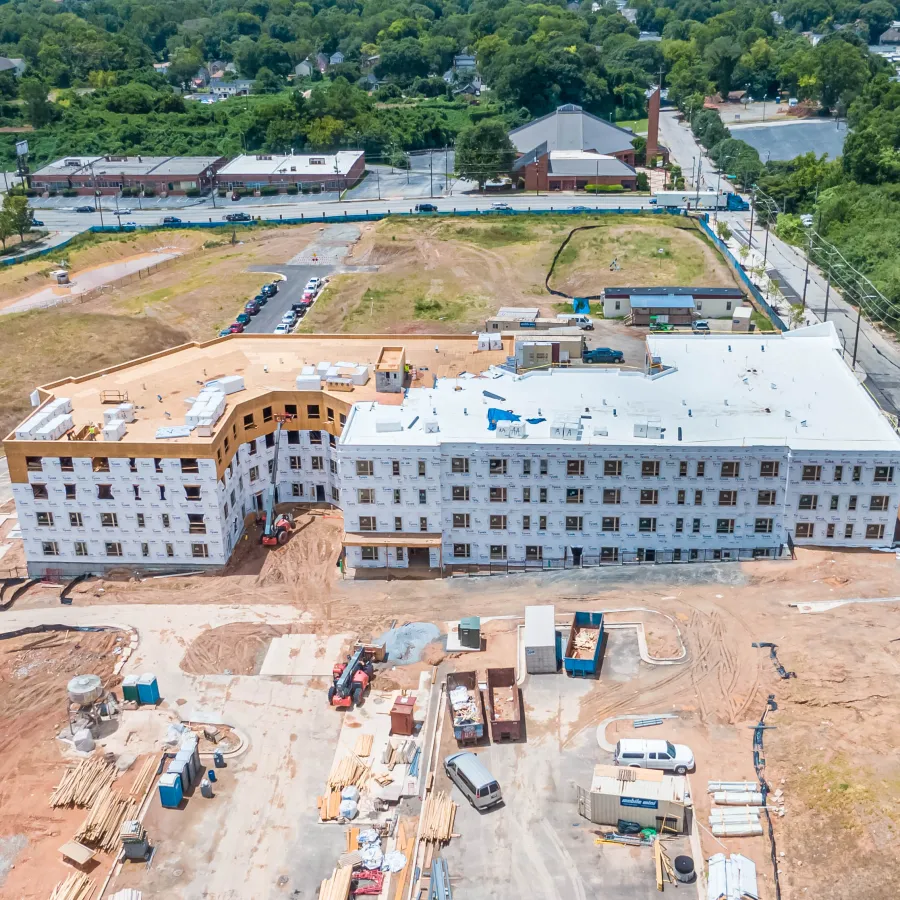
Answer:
273;277;325;334
218;281;280;336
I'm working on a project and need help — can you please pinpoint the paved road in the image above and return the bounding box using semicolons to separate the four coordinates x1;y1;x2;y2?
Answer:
658;109;734;196
30;193;659;234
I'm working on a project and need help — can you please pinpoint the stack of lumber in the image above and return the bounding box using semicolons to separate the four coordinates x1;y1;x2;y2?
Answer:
419;791;456;844
653;839;677;891
318;866;353;900
353;734;374;758
392;821;416;900
49;872;95;900
128;755;159;802
317;790;343;822
326;754;369;790
50;757;116;809
76;789;137;852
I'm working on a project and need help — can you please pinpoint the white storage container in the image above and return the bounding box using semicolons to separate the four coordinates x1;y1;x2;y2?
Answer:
351;365;369;385
103;420;127;441
524;605;557;674
295;375;321;391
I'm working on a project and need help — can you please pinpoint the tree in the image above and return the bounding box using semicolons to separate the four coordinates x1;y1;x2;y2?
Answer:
636;171;650;191
252;67;282;94
815;40;868;109
0;209;12;251
167;50;203;87
19;78;54;127
3;195;33;241
704;38;742;99
454;119;515;190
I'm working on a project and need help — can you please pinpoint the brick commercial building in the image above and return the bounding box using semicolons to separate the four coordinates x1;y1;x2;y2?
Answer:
216;151;366;192
513;149;637;191
6;324;900;578
31;155;226;196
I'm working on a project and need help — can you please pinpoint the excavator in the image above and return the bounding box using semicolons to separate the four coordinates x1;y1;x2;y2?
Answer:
328;647;375;708
260;413;295;547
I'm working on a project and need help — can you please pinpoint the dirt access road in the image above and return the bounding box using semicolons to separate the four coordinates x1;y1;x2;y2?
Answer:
4;515;900;899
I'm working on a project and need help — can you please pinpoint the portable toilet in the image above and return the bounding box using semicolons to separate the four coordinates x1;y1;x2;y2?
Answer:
137;673;160;705
458;616;481;650
121;675;140;704
167;759;191;794
176;747;199;787
158;772;183;809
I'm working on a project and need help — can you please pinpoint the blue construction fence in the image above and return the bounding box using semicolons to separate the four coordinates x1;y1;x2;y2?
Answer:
697;214;786;332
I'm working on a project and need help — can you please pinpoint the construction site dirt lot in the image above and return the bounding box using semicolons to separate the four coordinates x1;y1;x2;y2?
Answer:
4;523;900;899
299;213;738;335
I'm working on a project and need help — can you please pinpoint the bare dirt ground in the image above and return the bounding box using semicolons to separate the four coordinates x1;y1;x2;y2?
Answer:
301;214;730;335
0;627;125;899
179;622;295;676
45;519;900;900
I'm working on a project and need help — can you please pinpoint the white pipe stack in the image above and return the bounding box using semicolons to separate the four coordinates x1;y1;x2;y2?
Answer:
710;806;763;837
707;780;757;793
712;790;764;806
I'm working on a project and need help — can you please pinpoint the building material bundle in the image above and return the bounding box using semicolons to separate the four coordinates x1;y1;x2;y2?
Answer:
419;791;456;844
50;757;117;808
318;865;353;900
318;790;343;822
707;853;759;900
128;755;159;802
326;754;369;790
712;791;763;806
76;789;138;852
353;734;374;758
709;807;763;837
49;872;95;900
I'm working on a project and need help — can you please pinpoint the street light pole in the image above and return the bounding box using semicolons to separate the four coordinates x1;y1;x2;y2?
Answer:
851;303;863;369
801;234;811;309
823;272;831;321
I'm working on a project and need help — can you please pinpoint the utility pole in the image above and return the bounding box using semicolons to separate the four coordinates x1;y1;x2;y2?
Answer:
376;165;381;201
747;196;754;249
823;272;831;321
801;234;811;308
429;153;433;199
851;303;863;369
762;219;770;269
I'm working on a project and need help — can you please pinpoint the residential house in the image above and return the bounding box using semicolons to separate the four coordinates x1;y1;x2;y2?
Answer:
209;78;254;100
294;59;313;77
192;67;210;88
316;52;329;73
329;51;345;66
880;24;900;44
0;57;26;77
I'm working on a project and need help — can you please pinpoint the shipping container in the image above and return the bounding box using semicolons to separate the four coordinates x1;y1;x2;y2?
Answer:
524;605;558;674
486;667;523;742
447;671;485;745
564;612;604;677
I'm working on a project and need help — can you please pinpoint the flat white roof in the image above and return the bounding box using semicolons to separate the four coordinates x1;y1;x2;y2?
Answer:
218;151;364;177
341;324;900;452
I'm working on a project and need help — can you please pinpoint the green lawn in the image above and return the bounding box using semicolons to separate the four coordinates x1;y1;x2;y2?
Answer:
614;118;648;134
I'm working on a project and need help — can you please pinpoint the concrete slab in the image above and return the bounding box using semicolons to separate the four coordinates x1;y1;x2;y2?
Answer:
259;632;351;677
445;621;480;652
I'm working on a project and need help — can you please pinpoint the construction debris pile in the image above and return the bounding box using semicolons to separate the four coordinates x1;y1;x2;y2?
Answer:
50;756;117;808
571;629;600;660
448;684;479;727
319;825;407;900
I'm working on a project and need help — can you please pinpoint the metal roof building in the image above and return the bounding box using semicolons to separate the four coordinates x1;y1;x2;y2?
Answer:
603;286;745;323
509;104;637;156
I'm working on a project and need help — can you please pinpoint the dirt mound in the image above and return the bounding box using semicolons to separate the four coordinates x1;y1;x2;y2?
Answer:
180;623;294;675
420;642;446;666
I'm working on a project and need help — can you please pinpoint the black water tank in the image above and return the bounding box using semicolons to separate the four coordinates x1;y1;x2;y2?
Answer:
674;856;696;883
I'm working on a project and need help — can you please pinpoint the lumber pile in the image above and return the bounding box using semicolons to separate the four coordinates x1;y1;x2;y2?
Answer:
49;872;95;900
353;734;374;758
317;790;343;822
76;789;137;852
392;821;416;900
50;757;116;809
128;755;159;802
419;791;456;844
326;754;369;790
654;839;677;891
318;865;353;900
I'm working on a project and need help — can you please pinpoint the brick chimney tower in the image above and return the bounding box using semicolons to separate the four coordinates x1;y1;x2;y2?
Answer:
646;86;660;163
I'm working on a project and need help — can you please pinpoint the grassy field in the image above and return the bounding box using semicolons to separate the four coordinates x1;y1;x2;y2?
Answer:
303;214;740;334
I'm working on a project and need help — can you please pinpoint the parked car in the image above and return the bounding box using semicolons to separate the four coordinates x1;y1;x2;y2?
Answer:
569;206;592;212
583;347;624;364
295;305;307;319
228;322;245;333
218;328;233;337
282;311;297;327
303;277;322;301
254;292;268;306
225;212;251;222
231;191;240;201
31;218;44;227
490;201;513;211
273;323;292;335
244;301;261;315
692;320;711;334
415;203;438;212
262;282;278;297
614;739;694;775
444;752;502;810
116;208;133;215
75;206;95;213
162;216;182;225
235;312;252;325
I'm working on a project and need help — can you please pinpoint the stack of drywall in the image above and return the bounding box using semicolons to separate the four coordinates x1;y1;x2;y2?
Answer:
103;420;127;442
296;374;321;390
316;361;332;377
33;414;75;440
103;408;123;426
15;398;73;440
489;334;502;350
477;333;491;351
351;365;369;385
550;418;581;441
206;375;244;394
116;402;135;422
185;389;226;427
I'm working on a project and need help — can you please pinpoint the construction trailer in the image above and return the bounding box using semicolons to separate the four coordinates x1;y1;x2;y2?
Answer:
576;764;691;833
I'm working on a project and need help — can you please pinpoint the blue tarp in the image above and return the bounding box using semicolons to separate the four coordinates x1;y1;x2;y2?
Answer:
572;297;590;313
487;408;520;431
526;417;546;424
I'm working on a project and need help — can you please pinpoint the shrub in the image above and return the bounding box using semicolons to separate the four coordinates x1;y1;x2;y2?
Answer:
185;188;201;197
286;184;299;194
635;172;650;191
260;186;278;196
584;183;625;193
62;189;77;197
143;189;155;197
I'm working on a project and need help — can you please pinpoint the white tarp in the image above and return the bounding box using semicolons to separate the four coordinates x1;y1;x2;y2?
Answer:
707;853;759;900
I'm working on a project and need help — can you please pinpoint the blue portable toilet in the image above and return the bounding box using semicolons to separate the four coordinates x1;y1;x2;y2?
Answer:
137;673;160;705
158;772;183;808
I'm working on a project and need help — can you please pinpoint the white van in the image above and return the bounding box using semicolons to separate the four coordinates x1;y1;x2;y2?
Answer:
557;314;595;331
444;751;502;810
614;739;694;775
